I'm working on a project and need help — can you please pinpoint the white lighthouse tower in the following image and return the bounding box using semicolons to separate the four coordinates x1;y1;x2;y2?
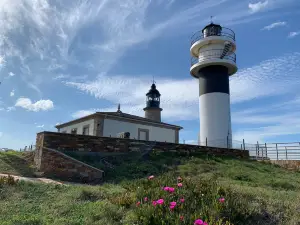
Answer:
190;23;237;148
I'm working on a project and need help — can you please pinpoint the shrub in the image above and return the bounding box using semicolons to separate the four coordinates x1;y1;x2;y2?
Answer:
0;175;18;185
126;174;235;225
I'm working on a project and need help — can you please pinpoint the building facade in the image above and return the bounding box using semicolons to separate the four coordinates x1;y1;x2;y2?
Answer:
55;84;182;143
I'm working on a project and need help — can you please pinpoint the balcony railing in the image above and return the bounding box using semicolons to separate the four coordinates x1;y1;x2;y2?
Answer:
191;27;235;45
191;49;236;66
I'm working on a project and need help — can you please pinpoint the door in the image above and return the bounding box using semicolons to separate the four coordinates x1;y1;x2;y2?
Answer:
138;128;149;141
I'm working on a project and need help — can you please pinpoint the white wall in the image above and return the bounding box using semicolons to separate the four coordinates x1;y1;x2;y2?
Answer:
103;118;176;143
59;119;95;135
199;92;232;148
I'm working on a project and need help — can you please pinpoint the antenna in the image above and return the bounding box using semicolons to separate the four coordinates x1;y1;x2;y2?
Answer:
152;75;156;84
210;16;214;23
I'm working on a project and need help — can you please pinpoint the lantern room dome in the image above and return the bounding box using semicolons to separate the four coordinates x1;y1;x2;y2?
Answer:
146;83;161;97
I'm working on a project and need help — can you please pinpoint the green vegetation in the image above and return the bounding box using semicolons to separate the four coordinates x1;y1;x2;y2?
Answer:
1;150;300;224
0;151;35;177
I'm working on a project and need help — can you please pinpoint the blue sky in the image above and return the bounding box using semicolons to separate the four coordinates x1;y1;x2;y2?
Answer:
1;0;300;149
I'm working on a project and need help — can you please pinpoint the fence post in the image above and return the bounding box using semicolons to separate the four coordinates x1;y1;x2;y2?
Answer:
276;143;278;160
265;143;267;159
285;147;288;160
240;144;242;150
255;144;258;160
205;137;207;147
257;141;260;158
227;136;229;149
243;139;245;150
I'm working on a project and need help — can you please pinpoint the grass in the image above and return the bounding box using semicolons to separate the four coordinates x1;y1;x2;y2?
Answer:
1;150;300;224
0;151;35;177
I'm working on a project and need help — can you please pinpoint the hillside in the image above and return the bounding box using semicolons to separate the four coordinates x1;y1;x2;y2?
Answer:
0;150;300;225
0;151;35;177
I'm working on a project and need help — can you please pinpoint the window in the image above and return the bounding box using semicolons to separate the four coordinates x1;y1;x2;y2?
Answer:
82;125;89;135
71;128;77;135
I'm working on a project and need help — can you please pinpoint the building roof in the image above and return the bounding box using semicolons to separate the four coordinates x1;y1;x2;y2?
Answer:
55;111;183;130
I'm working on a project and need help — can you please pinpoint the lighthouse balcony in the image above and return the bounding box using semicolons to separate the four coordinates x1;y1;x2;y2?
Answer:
191;27;235;45
190;27;236;58
190;49;237;78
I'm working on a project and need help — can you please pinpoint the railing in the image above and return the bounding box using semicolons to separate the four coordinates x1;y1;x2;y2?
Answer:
191;49;236;66
185;138;300;161
20;145;36;152
191;27;235;45
256;142;300;160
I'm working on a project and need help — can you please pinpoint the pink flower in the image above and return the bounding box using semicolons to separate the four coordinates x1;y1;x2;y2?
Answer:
163;186;175;193
144;197;148;201
194;219;204;225
163;186;170;191
170;201;177;206
180;198;185;203
170;205;175;210
148;175;154;180
168;187;175;193
156;199;164;205
152;200;157;206
136;201;141;206
180;215;184;221
177;183;183;187
219;197;225;203
203;222;208;225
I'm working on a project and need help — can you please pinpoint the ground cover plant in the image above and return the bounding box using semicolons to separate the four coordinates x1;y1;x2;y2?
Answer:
0;150;300;224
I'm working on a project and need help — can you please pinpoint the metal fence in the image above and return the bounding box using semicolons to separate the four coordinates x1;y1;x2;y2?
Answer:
20;145;36;152
183;138;300;161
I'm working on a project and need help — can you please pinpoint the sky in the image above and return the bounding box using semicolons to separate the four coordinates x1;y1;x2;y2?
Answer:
0;0;300;150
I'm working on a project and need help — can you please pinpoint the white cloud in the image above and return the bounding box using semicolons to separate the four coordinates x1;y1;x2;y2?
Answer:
249;1;269;13
0;132;3;138
262;21;286;30
0;56;5;67
0;0;296;95
53;74;70;80
6;106;15;112
230;52;300;103
288;31;300;38
15;97;54;112
8;72;15;77
232;93;300;144
10;89;15;97
68;52;300;122
72;109;97;118
36;124;44;128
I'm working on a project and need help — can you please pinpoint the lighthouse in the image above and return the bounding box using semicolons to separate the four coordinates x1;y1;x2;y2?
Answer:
190;23;237;148
143;83;163;122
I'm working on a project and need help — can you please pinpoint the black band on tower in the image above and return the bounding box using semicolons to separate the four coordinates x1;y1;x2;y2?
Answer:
198;65;230;96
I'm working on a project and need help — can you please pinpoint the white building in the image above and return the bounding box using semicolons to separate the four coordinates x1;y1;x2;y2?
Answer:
55;83;182;143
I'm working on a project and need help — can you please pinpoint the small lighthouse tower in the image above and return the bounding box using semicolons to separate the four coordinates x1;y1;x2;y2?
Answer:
143;83;162;122
190;22;237;148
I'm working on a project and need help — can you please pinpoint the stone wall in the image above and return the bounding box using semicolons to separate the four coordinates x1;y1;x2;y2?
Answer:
270;160;300;171
36;131;249;158
34;140;104;183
